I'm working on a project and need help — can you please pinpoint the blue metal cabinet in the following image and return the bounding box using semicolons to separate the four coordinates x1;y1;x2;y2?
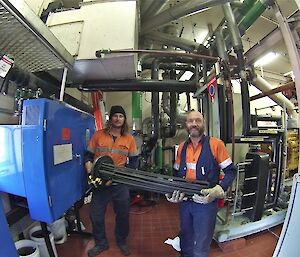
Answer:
0;126;25;197
0;197;18;257
0;99;95;223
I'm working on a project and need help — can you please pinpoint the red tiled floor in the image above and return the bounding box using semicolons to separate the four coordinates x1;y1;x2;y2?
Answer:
56;199;281;257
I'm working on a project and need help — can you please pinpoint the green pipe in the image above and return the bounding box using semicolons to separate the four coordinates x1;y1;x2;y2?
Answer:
238;0;269;35
238;0;257;15
132;91;142;131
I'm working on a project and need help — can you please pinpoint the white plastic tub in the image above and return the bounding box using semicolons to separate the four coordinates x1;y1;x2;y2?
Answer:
29;226;58;257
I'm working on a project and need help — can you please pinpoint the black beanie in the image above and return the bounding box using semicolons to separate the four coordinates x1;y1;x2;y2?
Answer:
109;105;126;119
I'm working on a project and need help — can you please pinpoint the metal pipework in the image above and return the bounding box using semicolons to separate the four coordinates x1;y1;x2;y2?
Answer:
222;2;243;50
145;31;204;52
95;49;219;62
2;65;93;114
142;0;167;21
76;79;197;92
215;28;229;62
251;75;297;118
141;0;236;34
132;91;142;131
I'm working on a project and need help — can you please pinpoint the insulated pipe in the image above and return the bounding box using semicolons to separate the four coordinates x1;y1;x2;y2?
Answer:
236;49;251;135
132;91;142;131
238;0;270;35
4;65;93;114
142;62;195;73
140;0;155;17
141;0;236;34
238;0;257;15
215;28;229;62
145;31;204;52
222;2;243;50
251;75;297;118
142;0;167;21
223;1;251;135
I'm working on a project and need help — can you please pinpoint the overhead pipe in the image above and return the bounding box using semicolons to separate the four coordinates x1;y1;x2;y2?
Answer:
215;27;229;62
76;79;197;92
238;0;270;36
3;65;93;114
251;76;297;118
250;81;295;101
212;0;269;54
223;2;251;135
223;3;243;50
132;91;142;131
142;0;167;21
141;0;236;34
96;49;219;62
145;31;205;52
140;0;155;17
142;62;195;73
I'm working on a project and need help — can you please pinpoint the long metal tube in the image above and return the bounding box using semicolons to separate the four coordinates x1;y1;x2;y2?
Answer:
251;76;297;118
239;0;270;35
132;91;142;131
141;0;236;34
142;0;167;21
151;58;160;142
222;2;243;50
250;81;295;101
145;31;204;52
140;0;155;17
215;28;229;61
77;79;197;92
96;49;219;62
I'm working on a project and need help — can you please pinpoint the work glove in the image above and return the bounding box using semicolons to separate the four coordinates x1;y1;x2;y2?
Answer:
88;174;112;188
165;190;185;203
192;185;225;204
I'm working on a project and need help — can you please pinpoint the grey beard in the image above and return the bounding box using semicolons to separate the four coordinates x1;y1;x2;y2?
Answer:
188;127;204;138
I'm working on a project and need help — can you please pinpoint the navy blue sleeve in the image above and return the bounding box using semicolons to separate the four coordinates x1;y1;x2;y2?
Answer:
84;151;94;163
220;163;237;191
126;156;139;169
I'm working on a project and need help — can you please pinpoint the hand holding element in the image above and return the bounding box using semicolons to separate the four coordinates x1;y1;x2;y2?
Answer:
192;185;224;204
165;190;185;203
88;174;112;188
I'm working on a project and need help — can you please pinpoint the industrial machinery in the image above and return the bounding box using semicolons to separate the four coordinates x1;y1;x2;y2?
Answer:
0;98;94;223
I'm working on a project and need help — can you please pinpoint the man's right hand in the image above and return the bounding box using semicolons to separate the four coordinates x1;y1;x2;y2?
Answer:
85;161;93;174
165;190;185;203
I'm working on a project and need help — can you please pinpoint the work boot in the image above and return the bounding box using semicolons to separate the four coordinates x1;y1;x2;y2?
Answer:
87;244;109;257
117;243;131;256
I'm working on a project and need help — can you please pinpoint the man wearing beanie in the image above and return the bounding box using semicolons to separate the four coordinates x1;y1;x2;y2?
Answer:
85;105;138;257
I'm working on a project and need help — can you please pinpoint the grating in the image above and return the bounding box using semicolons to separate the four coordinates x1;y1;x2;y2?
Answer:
0;0;74;73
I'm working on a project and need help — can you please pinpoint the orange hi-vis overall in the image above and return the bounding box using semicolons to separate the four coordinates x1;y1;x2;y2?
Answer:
87;129;137;167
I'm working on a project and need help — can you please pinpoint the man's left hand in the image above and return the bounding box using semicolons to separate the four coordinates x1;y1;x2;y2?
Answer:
165;190;185;203
192;185;224;204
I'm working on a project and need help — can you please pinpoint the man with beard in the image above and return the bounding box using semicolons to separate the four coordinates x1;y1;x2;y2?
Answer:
85;106;138;257
166;110;236;257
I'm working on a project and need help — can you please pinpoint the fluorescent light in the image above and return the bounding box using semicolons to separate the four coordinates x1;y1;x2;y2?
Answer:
284;70;295;80
254;52;278;67
179;71;193;81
